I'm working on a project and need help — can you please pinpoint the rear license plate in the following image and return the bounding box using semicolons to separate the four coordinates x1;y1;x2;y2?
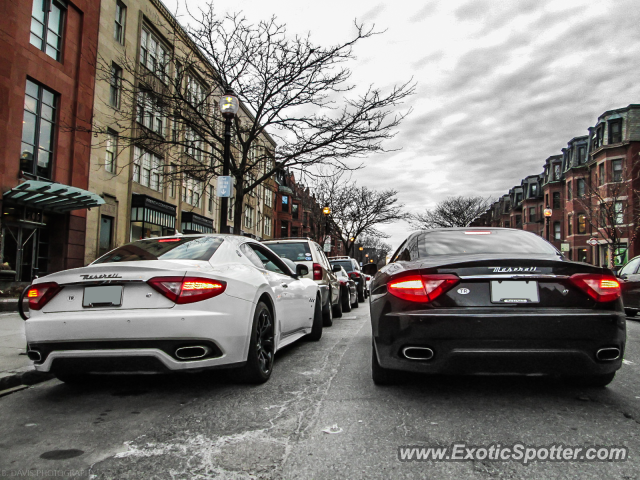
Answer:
83;285;123;308
490;280;539;304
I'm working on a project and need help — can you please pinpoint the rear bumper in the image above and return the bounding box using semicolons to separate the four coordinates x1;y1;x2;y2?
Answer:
372;308;626;376
25;301;254;373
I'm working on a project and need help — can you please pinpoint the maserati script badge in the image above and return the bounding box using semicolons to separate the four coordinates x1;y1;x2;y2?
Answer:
80;273;122;280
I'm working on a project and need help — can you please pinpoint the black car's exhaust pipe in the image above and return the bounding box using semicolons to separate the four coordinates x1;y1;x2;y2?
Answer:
402;347;435;361
27;350;41;362
595;347;621;361
175;346;211;360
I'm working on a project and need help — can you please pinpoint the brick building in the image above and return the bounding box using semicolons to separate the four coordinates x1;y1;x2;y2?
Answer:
0;0;101;284
475;104;640;268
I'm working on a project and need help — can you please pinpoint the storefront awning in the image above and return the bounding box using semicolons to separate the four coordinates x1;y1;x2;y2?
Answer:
2;180;104;213
181;211;214;234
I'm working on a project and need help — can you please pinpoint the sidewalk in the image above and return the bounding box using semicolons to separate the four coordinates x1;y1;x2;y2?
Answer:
0;311;52;391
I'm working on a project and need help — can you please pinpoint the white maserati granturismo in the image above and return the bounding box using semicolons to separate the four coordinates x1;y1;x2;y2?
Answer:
23;234;322;384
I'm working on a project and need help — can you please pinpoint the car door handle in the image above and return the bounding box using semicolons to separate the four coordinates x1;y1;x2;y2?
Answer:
281;283;288;288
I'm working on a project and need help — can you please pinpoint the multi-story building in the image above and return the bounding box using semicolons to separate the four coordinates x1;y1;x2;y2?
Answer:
0;0;101;284
84;0;276;264
475;104;640;268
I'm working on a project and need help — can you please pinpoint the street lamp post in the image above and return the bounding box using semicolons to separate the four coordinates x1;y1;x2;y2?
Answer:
349;237;355;257
322;206;331;253
359;246;364;264
218;89;239;234
544;205;553;242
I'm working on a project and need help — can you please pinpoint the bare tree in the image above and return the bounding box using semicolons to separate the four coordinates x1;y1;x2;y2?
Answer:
311;172;408;256
570;164;640;267
360;234;392;265
410;196;494;229
87;6;414;233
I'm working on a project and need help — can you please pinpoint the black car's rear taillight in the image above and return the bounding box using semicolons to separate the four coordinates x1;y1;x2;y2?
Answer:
387;274;460;303
148;276;227;304
27;282;62;310
569;274;621;303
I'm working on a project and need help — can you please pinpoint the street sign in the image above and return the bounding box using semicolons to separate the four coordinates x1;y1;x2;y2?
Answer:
587;237;599;246
560;243;570;252
217;176;233;197
323;237;331;253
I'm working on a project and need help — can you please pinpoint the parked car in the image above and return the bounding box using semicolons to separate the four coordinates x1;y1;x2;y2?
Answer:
616;255;640;316
23;235;322;385
370;228;626;387
329;256;366;302
336;266;358;311
263;238;342;324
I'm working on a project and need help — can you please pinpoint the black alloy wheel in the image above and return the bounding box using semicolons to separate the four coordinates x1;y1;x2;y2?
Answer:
238;302;275;383
333;290;343;318
342;287;352;312
322;292;333;327
357;283;365;303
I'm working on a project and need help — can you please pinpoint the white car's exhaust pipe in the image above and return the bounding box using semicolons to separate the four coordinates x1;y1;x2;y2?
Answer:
175;346;211;360
402;346;435;361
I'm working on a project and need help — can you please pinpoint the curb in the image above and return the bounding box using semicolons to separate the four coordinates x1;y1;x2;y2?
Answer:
0;299;18;313
0;368;54;393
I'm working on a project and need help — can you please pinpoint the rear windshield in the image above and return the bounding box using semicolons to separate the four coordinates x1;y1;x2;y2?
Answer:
93;236;224;264
416;230;558;257
266;243;313;262
330;260;354;272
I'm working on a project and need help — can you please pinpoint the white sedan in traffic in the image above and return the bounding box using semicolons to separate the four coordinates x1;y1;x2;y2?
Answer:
24;235;322;384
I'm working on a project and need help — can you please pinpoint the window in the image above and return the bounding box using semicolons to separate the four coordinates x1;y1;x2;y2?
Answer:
553;164;561;181
593;125;604;149
529;184;537;198
186;75;204;111
552;192;560;209
609;119;622;144
244;205;254;229
133;147;162;191
577;214;587;234
110;63;122;108
567;181;572;200
20;79;56;179
30;0;64;61
615;201;623;225
292;203;299;220
554;222;561;240
185;127;203;161
99;215;114;257
281;195;289;213
114;1;126;44
105;130;117;173
515;215;521;226
529;207;536;223
208;185;215;212
169;164;176;198
568;215;573;236
264;188;273;208
182;176;202;207
245;172;255;195
578;146;586;164
280;221;288;238
599;163;605;185
577;179;585;197
264;216;271;236
137;91;166;136
140;28;169;82
612;160;623;182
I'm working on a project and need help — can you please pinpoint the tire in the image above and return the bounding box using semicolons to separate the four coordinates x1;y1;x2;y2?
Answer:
332;290;343;318
351;294;359;309
342;287;352;312
306;294;323;341
625;308;636;317
569;372;616;388
372;343;395;385
357;285;365;303
322;292;333;327
237;302;275;384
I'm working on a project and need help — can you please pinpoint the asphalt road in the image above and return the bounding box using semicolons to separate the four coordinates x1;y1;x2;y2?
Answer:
2;307;640;479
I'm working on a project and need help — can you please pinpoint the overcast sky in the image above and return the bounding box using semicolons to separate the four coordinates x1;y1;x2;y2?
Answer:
164;0;640;251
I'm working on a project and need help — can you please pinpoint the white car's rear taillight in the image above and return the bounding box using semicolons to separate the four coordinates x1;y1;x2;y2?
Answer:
27;282;62;310
148;276;227;304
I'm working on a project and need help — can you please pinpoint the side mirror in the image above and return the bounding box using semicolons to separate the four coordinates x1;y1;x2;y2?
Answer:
296;264;309;277
281;258;298;276
332;264;342;273
362;263;378;276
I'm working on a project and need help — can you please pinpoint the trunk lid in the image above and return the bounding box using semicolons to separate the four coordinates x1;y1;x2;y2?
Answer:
36;260;212;313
